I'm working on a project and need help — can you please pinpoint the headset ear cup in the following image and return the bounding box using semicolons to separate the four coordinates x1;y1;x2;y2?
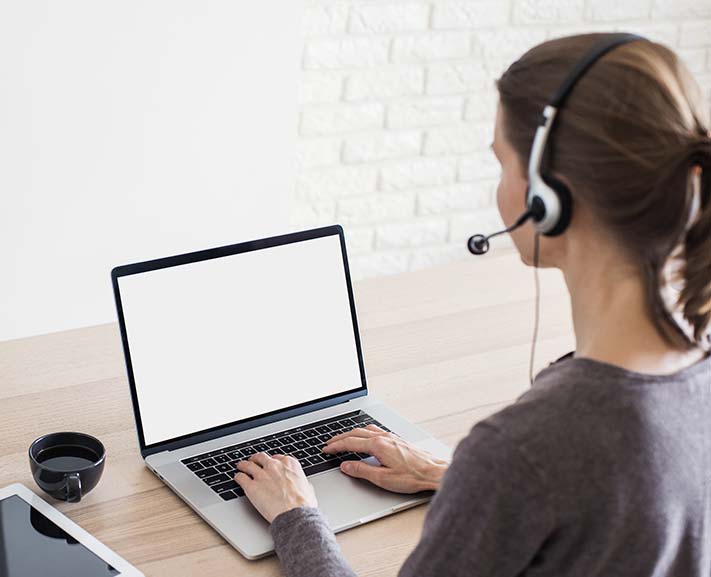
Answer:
541;175;572;236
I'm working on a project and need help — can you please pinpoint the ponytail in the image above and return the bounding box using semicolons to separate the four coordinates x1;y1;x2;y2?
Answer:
679;136;711;348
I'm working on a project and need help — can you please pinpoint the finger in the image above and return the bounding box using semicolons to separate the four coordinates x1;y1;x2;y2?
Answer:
325;427;381;445
323;436;373;454
365;424;385;432
271;453;300;470
234;471;253;488
250;452;272;467
340;459;385;485
273;453;298;465
236;459;263;479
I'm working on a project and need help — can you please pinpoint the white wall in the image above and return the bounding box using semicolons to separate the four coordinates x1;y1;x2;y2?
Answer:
1;1;303;341
5;0;711;342
292;0;711;279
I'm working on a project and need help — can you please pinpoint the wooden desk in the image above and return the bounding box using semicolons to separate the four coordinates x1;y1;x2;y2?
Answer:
0;252;575;576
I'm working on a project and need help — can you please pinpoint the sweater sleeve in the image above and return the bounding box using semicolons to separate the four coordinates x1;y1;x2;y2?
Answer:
398;422;555;577
270;506;356;577
270;421;554;577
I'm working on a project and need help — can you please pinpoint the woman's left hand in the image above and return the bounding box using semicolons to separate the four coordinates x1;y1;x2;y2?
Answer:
234;453;317;523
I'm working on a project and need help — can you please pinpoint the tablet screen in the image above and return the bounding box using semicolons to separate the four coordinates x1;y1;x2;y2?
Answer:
0;495;120;576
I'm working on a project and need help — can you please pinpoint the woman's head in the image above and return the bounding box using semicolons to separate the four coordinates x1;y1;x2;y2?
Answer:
493;33;711;351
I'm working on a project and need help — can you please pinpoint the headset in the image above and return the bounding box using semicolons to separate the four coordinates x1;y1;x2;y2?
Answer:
468;32;645;255
468;32;646;384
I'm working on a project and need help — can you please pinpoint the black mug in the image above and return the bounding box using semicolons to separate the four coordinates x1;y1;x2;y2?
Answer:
29;432;106;502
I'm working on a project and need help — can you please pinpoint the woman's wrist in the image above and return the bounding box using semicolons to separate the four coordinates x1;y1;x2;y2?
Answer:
421;460;448;491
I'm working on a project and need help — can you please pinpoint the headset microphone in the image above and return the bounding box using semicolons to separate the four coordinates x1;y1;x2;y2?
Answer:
467;195;546;255
467;209;534;255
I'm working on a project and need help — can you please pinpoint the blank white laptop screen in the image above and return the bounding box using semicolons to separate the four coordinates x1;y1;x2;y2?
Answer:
117;234;363;446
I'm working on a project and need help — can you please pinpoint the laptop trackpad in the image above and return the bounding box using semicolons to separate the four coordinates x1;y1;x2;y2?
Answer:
312;461;432;530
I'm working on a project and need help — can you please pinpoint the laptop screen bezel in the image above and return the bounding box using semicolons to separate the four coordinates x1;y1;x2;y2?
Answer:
111;224;368;457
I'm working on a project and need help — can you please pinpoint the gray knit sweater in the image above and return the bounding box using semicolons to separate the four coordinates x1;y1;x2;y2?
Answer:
270;353;711;577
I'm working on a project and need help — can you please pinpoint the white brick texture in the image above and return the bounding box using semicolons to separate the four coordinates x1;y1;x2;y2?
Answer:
291;0;711;280
349;3;430;34
344;66;424;101
343;130;422;163
514;0;585;25
376;218;449;248
387;96;464;128
391;32;471;63
432;2;511;29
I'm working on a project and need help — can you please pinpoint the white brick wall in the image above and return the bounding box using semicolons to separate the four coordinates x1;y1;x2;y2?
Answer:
292;0;711;280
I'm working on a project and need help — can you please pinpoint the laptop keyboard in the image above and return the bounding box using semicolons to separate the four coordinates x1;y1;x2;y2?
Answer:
180;410;390;502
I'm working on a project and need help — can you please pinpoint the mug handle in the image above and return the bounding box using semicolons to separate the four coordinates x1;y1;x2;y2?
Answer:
66;473;82;503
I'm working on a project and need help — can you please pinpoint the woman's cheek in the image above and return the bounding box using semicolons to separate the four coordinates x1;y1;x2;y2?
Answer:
495;170;536;265
495;171;520;224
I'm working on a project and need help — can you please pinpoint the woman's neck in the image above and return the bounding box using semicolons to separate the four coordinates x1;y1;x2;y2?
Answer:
561;242;705;375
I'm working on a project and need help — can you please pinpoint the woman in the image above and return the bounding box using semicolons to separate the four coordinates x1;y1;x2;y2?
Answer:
234;33;711;576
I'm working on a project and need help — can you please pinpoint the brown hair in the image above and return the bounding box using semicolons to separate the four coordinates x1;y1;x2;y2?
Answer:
496;33;711;350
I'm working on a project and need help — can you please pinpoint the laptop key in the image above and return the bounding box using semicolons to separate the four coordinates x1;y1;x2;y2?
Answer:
254;444;268;452
339;454;360;462
220;490;238;501
317;434;331;443
340;418;355;426
293;441;308;450
186;462;203;472
291;450;307;459
280;435;294;444
200;457;217;467
291;432;306;441
327;423;342;432
241;447;257;456
322;452;338;461
351;414;370;423
216;463;233;473
280;444;296;454
214;454;230;464
213;480;238;493
306;438;322;447
196;467;218;479
304;429;319;438
307;455;325;465
298;458;311;468
204;473;230;486
234;486;245;497
316;426;330;434
303;460;340;476
266;440;280;449
305;446;320;456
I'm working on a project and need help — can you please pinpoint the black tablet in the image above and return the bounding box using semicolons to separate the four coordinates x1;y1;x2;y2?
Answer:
0;483;143;577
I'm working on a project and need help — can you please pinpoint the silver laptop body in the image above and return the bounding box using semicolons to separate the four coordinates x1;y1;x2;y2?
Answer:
111;224;452;559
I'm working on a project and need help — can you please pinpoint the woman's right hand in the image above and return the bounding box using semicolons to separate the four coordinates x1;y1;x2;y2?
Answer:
322;424;448;494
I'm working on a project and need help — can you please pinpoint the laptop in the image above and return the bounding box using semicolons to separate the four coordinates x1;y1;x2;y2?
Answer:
111;224;452;559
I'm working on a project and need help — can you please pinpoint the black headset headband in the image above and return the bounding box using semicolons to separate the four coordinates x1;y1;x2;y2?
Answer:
549;33;645;110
